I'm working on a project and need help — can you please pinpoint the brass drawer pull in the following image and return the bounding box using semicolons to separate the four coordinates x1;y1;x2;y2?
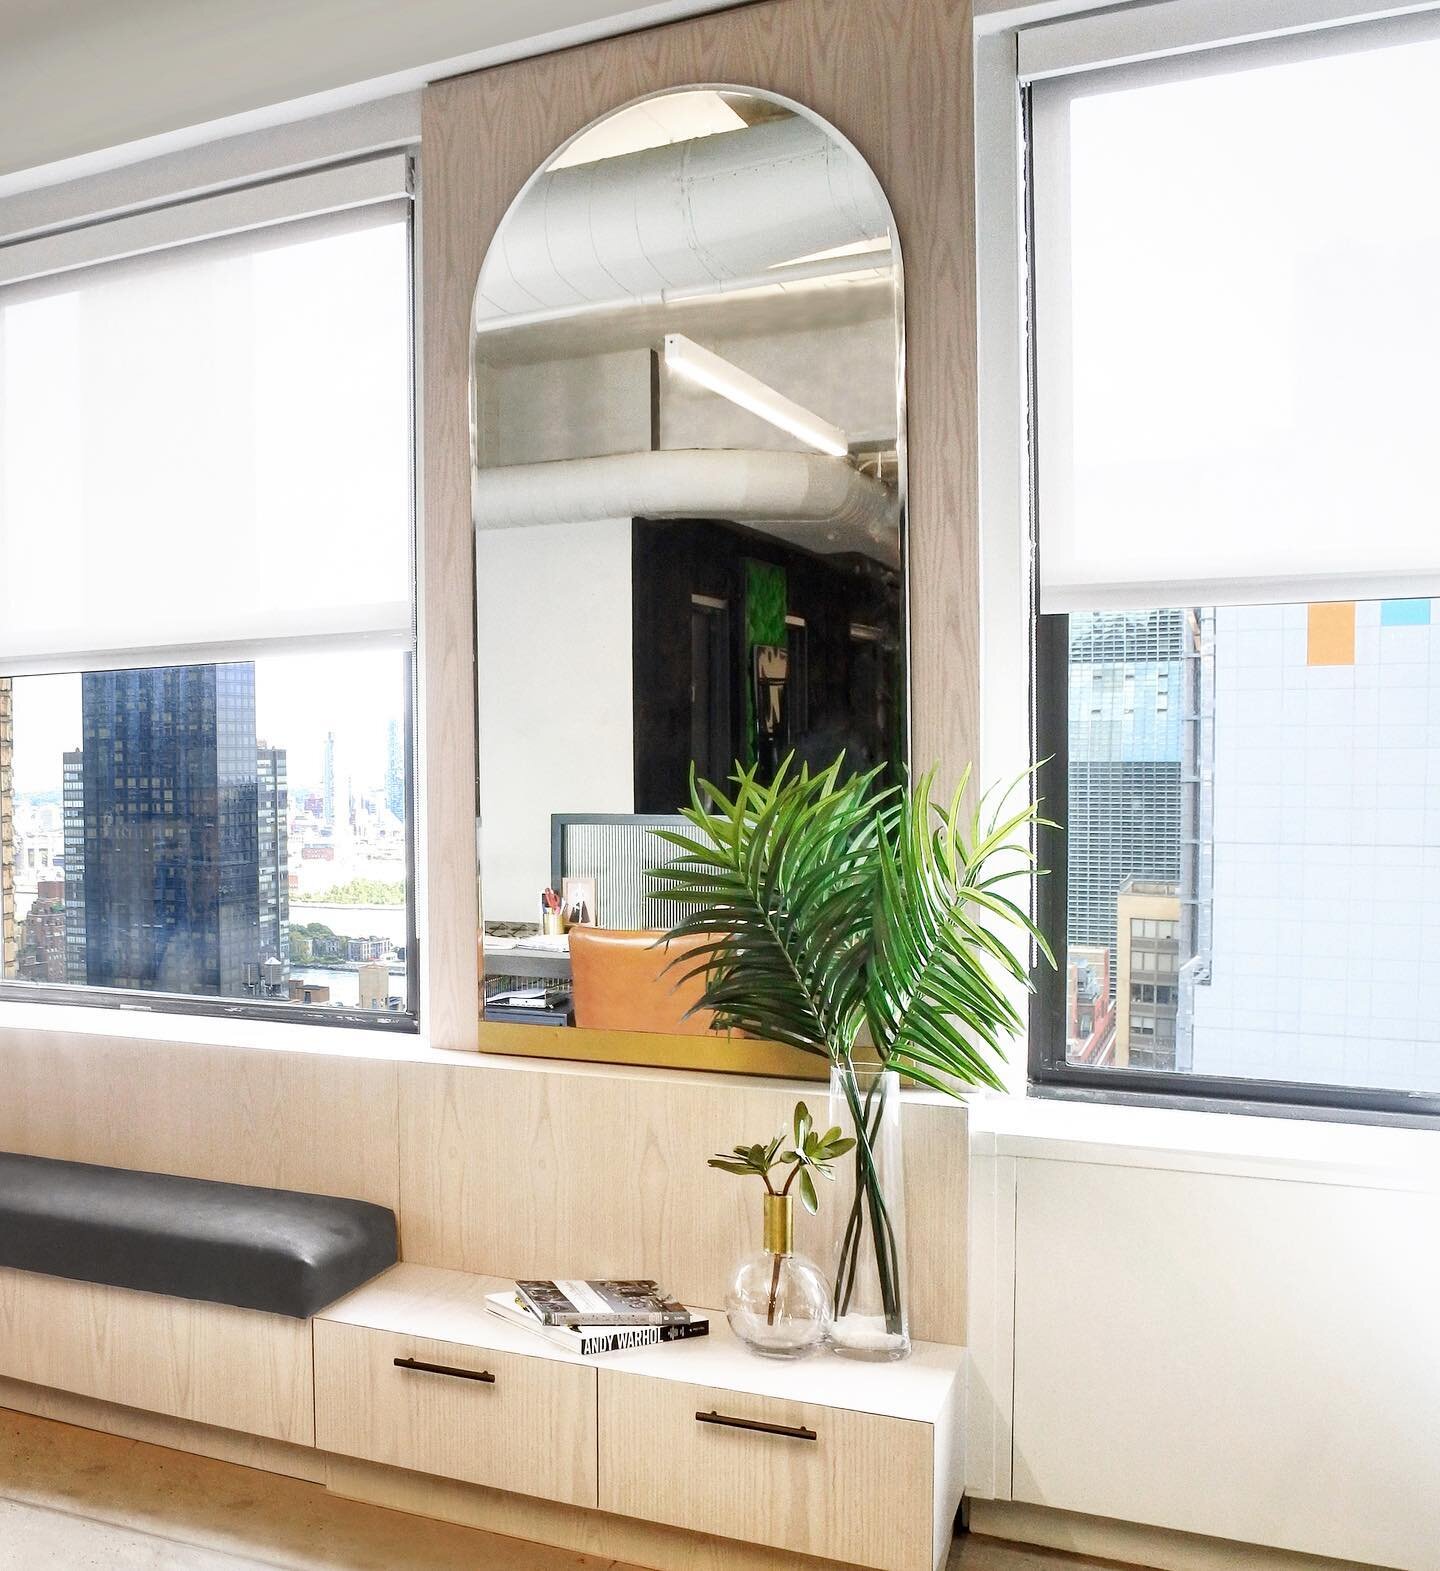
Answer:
394;1356;495;1384
695;1409;817;1441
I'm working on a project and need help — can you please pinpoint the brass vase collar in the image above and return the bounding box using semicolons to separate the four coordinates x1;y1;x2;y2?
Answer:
763;1192;793;1255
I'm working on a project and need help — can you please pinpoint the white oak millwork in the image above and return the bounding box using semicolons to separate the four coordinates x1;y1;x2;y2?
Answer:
314;1319;597;1506
0;1268;314;1444
323;1453;879;1571
397;1055;970;1345
0;1027;401;1208
316;1263;965;1571
0;1377;326;1480
598;1373;938;1571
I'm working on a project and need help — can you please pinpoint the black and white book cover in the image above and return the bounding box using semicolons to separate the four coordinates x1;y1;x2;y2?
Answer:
515;1278;691;1327
485;1294;709;1355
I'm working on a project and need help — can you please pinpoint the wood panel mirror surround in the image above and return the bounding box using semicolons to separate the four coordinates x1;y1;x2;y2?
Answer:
472;87;908;1072
421;0;976;1063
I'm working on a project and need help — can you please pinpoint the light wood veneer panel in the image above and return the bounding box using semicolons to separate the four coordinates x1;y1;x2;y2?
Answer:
397;1058;968;1344
0;1029;400;1208
0;1268;313;1444
0;1376;326;1482
314;1318;597;1506
325;1453;876;1571
599;1370;936;1571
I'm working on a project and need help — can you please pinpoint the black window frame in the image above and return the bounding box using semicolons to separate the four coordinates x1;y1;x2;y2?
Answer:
1021;72;1440;1126
1029;599;1440;1127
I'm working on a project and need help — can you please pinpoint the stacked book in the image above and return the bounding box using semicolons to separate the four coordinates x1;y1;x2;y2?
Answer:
486;1278;709;1356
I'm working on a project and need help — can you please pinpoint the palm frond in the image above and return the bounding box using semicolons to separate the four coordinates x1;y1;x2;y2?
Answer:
647;757;890;1057
651;755;1050;1091
862;769;1047;1095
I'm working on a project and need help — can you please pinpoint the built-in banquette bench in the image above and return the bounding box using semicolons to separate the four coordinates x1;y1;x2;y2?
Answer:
0;1074;968;1571
0;1151;398;1445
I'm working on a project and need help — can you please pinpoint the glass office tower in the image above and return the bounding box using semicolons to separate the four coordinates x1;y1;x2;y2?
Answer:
81;664;261;995
257;744;290;970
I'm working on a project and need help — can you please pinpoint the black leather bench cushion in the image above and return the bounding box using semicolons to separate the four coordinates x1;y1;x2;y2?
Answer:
0;1152;398;1318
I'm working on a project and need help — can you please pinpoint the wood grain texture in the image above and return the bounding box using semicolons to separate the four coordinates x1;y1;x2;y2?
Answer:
397;1057;969;1344
0;1269;314;1444
598;1369;936;1571
325;1453;879;1571
0;1376;326;1483
314;1318;597;1506
0;1028;400;1208
321;1263;963;1419
418;97;482;1055
420;0;980;1059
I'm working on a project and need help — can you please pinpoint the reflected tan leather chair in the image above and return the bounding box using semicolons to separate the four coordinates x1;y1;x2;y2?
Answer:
569;926;718;1035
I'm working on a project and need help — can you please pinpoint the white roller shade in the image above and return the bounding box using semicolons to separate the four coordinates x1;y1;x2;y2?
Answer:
1031;13;1440;612
0;169;413;675
1017;0;1440;82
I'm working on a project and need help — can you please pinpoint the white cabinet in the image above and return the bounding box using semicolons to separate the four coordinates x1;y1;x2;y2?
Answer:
1010;1158;1440;1571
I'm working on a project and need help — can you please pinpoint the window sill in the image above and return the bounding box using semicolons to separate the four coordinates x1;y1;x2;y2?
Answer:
0;999;895;1091
0;996;439;1062
968;1086;1440;1194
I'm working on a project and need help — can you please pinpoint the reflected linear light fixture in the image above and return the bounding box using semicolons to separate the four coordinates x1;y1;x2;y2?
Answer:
550;91;747;169
662;333;849;458
770;236;891;268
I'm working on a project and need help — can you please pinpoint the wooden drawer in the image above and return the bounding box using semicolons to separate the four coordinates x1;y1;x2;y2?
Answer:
313;1319;597;1507
598;1370;938;1571
0;1267;313;1444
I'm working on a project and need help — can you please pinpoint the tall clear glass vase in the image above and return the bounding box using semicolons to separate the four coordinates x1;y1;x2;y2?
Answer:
827;1064;910;1361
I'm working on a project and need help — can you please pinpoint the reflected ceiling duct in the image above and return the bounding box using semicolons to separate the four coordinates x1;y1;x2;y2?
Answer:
474;116;891;325
474;449;899;567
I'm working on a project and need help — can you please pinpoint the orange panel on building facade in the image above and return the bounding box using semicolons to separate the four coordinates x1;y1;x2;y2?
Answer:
1307;601;1356;665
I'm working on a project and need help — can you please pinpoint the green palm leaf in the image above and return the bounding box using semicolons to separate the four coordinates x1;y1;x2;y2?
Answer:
648;757;893;1058
862;769;1049;1093
650;755;1049;1093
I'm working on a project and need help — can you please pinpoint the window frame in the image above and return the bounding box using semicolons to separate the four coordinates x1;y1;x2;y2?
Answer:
983;0;1440;1124
0;127;423;1035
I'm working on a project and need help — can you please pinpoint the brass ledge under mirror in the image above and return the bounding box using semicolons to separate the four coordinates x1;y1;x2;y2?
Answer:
471;86;907;1077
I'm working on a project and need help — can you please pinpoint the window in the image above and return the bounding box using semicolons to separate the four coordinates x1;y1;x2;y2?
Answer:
0;160;417;1027
1027;10;1440;1112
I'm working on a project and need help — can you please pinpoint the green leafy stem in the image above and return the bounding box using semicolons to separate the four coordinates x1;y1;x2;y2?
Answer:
708;1101;853;1324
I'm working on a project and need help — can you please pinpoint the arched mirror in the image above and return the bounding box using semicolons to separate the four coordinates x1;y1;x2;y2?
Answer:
472;86;907;1058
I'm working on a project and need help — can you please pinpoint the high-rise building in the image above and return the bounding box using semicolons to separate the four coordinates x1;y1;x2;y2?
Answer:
1187;599;1440;1090
62;750;86;984
0;677;13;978
1067;610;1188;964
81;664;260;996
257;745;290;970
322;731;338;829
17;879;67;983
1114;880;1182;1069
385;716;405;824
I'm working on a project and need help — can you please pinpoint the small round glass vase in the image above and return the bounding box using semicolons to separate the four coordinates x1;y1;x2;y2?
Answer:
725;1195;830;1359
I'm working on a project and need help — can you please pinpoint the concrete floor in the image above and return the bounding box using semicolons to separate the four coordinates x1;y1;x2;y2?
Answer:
0;1406;1121;1571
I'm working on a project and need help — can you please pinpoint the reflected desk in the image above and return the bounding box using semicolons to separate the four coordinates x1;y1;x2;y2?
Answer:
483;932;574;1027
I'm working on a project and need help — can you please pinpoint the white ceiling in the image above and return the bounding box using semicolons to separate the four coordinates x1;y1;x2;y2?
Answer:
0;0;731;192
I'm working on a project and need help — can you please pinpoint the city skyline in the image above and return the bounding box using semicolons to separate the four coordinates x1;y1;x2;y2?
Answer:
3;654;410;1011
7;649;407;800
